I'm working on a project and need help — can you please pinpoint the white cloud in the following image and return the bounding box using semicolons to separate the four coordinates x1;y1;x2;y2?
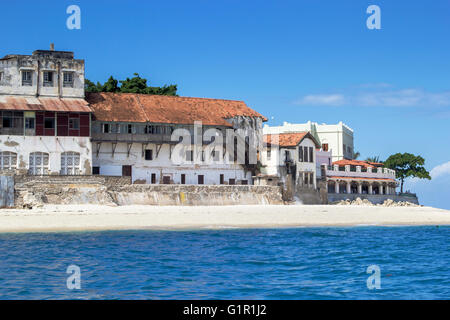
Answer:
294;88;450;108
295;94;345;106
430;161;450;179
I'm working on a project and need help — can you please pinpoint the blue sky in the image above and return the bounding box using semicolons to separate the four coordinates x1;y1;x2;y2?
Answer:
1;0;449;208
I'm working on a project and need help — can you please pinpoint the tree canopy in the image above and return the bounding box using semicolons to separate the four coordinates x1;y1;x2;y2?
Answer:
384;153;431;193
85;73;178;96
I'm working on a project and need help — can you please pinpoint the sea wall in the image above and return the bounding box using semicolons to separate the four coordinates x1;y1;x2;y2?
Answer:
327;193;419;205
13;175;284;207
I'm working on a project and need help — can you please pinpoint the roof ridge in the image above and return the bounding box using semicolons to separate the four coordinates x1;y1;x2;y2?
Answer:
97;91;245;103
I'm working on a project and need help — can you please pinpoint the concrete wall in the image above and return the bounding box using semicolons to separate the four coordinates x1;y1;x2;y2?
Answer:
14;176;283;207
327;193;419;205
0;136;92;175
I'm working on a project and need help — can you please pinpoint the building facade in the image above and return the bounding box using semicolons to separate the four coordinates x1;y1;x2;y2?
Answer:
87;92;266;185
0;47;93;175
261;132;321;189
263;121;354;161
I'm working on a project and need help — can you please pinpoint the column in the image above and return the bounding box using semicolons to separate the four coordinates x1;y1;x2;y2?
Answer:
380;184;384;195
368;183;373;195
346;181;351;194
335;181;340;194
357;182;362;194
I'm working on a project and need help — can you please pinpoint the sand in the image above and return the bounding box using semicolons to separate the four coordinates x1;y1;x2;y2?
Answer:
0;204;449;233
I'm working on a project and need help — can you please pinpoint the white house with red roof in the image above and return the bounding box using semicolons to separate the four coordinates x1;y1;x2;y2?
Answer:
260;132;321;191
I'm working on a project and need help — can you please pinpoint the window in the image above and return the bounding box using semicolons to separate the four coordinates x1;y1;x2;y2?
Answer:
127;124;133;134
322;143;329;152
181;174;186;185
198;175;204;185
267;146;271;161
0;72;3;83
285;150;290;162
63;72;74;87
0;151;17;170
22;71;32;86
304;172;309;186
145;149;153;161
43;71;54;87
220;174;224;184
69;118;80;129
103;123;110;133
309;147;314;163
93;167;100;175
186;150;193;162
29;152;49;175
25;117;35;129
163;176;171;184
241;180;248;185
44;118;55;129
151;173;156;184
61;152;80;175
229;178;236;185
201;151;205;162
303;146;309;162
298;146;303;162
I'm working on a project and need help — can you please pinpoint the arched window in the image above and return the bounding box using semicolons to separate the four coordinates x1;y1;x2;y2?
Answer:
61;152;80;175
0;151;18;170
29;152;49;175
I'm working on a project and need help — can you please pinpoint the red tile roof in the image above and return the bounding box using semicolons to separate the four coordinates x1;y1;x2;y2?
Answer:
86;92;267;126
332;159;383;168
264;132;320;148
0;96;91;112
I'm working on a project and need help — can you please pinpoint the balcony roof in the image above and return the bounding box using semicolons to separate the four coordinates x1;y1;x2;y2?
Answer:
0;96;91;113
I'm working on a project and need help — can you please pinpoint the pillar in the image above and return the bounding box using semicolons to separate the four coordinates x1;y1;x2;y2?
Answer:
368;183;373;195
357;183;362;194
346;181;351;194
380;184;384;195
335;181;340;194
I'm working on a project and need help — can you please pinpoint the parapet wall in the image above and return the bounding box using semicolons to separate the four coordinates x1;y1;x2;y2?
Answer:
13;175;283;207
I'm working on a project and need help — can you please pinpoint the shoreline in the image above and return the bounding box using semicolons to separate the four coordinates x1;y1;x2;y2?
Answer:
0;204;449;233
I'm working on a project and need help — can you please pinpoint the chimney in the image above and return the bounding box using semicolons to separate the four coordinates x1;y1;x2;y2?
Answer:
50;43;55;51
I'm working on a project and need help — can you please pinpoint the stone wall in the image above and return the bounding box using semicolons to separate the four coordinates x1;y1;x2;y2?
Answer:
13;175;283;207
327;193;419;205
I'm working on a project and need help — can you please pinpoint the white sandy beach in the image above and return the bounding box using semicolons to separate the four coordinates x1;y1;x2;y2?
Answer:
0;204;449;233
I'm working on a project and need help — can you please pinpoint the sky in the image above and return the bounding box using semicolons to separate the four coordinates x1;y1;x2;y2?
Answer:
1;0;449;208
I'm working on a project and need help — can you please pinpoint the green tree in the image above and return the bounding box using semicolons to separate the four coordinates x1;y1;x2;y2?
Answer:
120;73;148;93
366;156;381;163
384;153;431;193
85;79;102;93
102;76;120;92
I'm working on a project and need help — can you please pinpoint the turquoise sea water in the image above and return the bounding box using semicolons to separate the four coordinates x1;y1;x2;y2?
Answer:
0;226;449;300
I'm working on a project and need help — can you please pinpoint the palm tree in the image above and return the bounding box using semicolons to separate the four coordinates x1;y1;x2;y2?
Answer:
366;156;381;163
353;151;360;160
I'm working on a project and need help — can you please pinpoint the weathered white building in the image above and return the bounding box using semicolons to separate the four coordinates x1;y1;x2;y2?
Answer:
87;92;267;185
264;121;354;161
260;132;321;189
0;47;93;175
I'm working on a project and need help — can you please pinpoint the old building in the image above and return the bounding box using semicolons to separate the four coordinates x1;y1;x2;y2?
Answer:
263;121;354;161
261;132;321;190
0;47;92;175
86;92;266;185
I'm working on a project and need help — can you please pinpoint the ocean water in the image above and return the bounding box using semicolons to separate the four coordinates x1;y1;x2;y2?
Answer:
0;226;449;300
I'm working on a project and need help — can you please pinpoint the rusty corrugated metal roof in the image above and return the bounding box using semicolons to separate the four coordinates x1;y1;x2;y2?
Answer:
264;132;320;148
0;96;91;112
86;92;267;126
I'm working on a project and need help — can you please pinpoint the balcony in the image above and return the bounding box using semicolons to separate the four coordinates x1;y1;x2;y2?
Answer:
325;164;396;180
